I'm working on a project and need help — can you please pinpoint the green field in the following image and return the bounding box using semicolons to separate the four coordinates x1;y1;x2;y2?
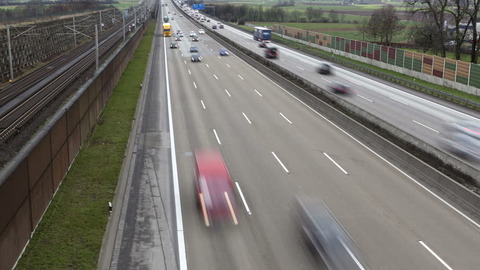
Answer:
281;4;386;12
111;2;139;10
15;20;155;270
109;0;140;10
0;5;21;10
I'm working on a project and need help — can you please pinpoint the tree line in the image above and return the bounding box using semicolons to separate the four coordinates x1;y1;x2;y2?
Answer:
205;4;352;25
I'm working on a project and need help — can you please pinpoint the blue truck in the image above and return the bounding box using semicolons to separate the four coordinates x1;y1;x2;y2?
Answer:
253;27;272;41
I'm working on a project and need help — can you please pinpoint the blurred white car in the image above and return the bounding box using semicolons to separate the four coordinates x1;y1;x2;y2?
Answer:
198;29;205;34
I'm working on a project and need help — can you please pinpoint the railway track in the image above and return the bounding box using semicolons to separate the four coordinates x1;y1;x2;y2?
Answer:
0;19;139;144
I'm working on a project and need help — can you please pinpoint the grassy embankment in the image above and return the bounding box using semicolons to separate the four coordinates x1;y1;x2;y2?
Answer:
15;20;155;270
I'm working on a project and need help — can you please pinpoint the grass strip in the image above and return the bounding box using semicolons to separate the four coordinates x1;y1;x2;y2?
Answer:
15;21;156;269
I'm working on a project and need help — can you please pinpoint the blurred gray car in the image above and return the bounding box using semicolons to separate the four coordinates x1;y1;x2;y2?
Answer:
318;62;332;74
440;120;480;161
296;196;367;270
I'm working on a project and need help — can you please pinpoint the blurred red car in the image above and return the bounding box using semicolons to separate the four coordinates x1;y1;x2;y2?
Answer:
194;149;237;227
330;83;355;95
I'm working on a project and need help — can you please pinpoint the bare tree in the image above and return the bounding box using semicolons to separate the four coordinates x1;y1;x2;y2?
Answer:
306;7;315;22
445;0;471;60
367;5;405;45
329;9;339;23
313;8;324;22
305;7;323;22
467;0;480;63
409;16;438;53
405;0;449;57
355;17;370;40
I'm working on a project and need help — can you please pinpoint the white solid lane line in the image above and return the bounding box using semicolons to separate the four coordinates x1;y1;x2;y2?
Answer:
200;100;206;109
272;151;290;174
413;120;439;133
279;112;292;124
357;94;373;102
164;35;187;270
389;96;409;106
213;129;221;145
214;74;219;80
296;66;304;70
225;89;231;97
419;241;453;270
193;82;197;89
235;182;252;215
242;112;252;124
238;74;244;80
323;152;348;175
254;89;263;97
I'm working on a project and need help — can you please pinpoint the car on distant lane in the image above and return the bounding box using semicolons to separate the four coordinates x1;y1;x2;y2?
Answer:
330;83;354;95
191;54;202;62
219;48;229;56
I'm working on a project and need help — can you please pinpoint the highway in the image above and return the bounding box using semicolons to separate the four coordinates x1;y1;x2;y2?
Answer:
103;3;480;270
167;5;480;270
192;12;480;168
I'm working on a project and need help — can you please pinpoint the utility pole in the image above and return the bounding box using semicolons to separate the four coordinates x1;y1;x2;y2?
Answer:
95;24;99;70
73;16;77;46
7;26;13;82
99;11;103;33
134;8;137;29
123;11;126;42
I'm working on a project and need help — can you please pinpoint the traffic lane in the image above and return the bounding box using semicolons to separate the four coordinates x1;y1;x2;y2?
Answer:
203;41;446;149
170;8;480;268
218;86;479;270
182;48;438;270
183;68;324;270
228;52;475;260
200;79;433;270
169;63;293;270
192;49;480;269
224;33;480;166
217;23;480;131
281;106;480;269
167;32;330;269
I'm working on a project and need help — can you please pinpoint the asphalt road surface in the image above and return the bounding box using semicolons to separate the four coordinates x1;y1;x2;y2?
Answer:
100;4;480;270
